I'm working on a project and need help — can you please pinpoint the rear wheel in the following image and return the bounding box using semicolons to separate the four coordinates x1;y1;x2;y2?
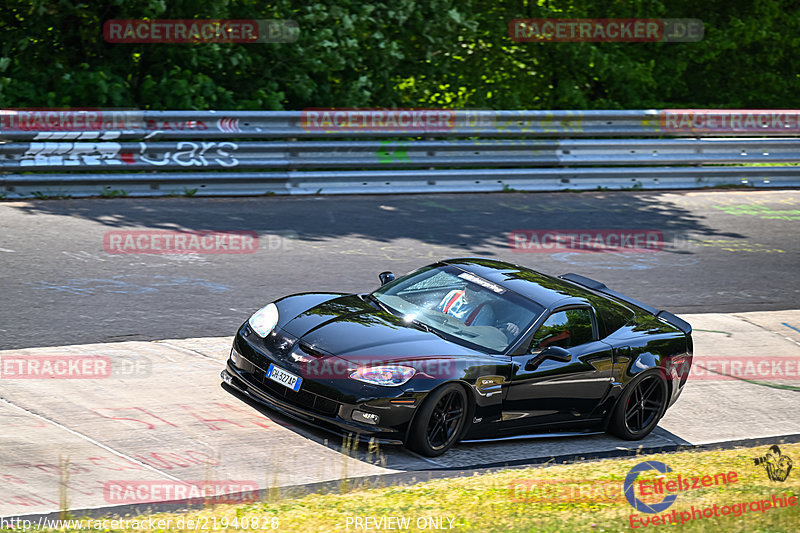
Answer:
609;370;668;440
407;383;468;457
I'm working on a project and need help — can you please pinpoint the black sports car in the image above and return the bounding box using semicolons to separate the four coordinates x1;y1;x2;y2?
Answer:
221;258;693;456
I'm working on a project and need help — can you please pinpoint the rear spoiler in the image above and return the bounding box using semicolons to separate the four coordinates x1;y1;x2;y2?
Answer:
559;273;692;335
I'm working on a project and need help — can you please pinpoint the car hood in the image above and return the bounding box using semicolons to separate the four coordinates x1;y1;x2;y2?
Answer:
279;294;486;360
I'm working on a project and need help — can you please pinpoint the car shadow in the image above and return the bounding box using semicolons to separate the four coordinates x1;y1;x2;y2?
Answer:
221;381;696;473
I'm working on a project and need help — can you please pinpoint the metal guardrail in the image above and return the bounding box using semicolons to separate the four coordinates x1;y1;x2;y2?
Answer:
2;109;800;197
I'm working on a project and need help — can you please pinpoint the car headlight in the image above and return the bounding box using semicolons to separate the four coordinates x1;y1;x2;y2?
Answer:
248;303;279;337
349;365;416;387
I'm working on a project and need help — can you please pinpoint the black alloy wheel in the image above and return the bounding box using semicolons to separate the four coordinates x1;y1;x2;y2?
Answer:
407;383;469;457
609;370;668;440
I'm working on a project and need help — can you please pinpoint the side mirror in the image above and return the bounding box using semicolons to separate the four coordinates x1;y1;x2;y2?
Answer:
378;271;396;286
525;345;572;370
539;345;571;362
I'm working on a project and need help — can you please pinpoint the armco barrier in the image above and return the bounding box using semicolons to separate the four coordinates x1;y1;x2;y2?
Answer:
1;109;799;197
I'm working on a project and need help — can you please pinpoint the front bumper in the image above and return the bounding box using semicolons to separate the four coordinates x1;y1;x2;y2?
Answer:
221;324;422;444
222;363;405;444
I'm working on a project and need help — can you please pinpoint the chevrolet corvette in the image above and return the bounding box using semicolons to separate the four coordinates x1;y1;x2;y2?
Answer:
221;258;692;456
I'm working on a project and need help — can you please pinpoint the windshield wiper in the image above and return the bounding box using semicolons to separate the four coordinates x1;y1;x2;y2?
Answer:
363;293;395;315
409;319;431;333
409;319;455;342
362;295;449;341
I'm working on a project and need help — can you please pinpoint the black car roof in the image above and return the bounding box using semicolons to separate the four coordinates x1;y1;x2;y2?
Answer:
442;257;597;310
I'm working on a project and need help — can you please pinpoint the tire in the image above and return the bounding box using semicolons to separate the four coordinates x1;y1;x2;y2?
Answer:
608;370;668;440
406;383;469;457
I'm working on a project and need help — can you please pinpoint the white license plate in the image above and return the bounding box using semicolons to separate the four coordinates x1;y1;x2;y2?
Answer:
266;363;302;392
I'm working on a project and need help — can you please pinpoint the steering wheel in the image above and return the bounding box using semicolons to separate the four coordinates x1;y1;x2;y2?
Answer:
419;307;451;325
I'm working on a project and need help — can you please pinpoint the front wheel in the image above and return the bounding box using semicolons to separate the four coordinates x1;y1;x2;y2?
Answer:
406;383;468;457
608;370;668;440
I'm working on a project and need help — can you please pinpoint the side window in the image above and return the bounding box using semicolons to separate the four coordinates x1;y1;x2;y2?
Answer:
529;308;595;352
587;294;634;337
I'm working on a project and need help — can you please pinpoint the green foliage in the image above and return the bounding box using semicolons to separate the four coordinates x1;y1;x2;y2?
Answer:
0;1;797;109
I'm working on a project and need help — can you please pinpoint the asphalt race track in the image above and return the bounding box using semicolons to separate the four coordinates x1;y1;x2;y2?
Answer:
1;189;799;349
1;189;799;518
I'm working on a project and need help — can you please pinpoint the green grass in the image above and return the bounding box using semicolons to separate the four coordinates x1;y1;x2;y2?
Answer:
50;443;799;532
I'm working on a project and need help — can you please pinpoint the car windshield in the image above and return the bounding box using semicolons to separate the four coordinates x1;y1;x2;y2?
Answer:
372;265;545;353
